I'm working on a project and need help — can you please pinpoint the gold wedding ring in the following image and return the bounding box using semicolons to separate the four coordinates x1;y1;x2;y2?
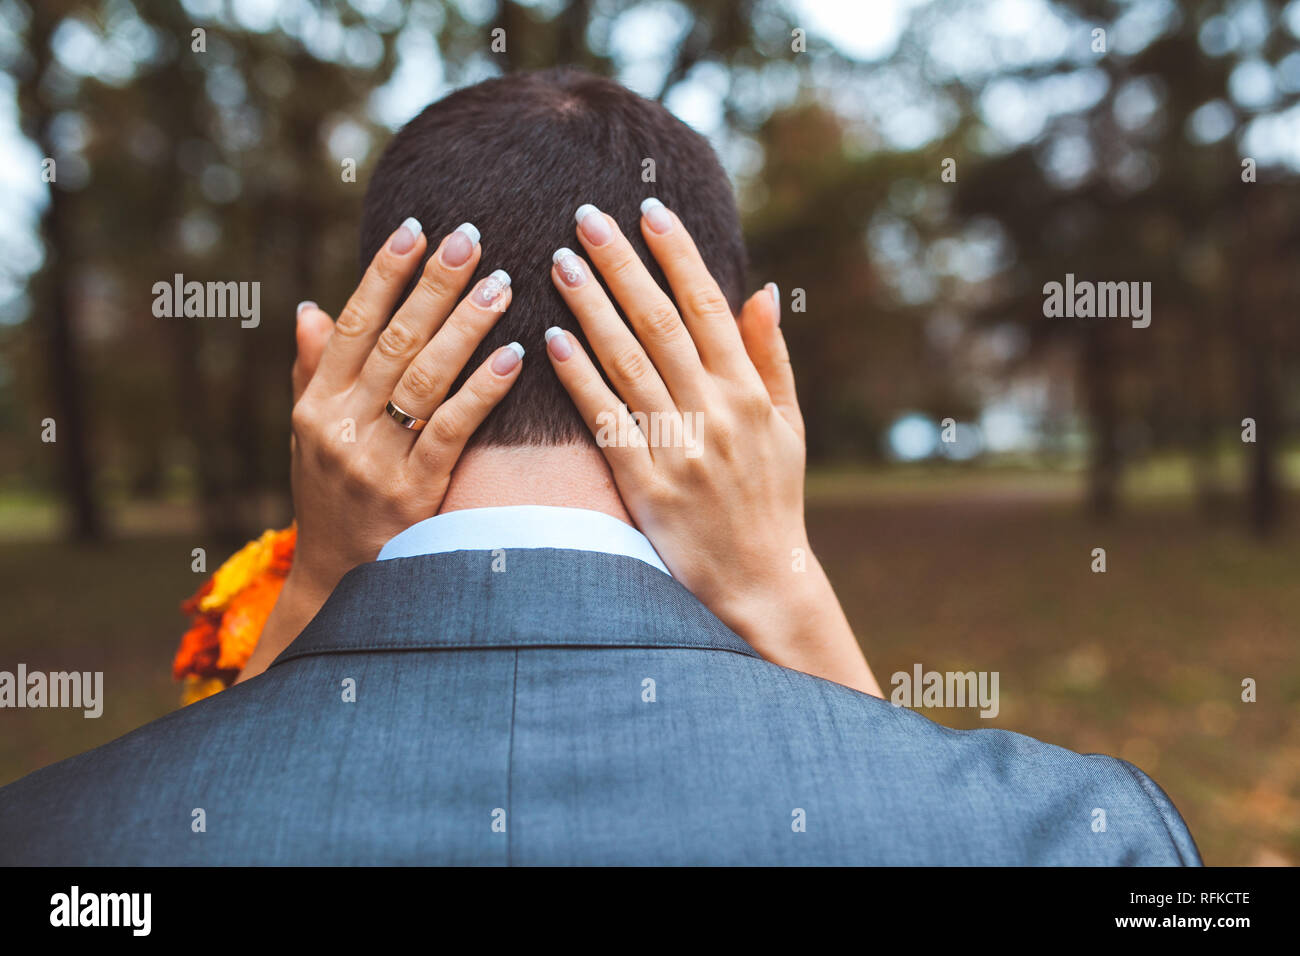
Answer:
385;399;428;432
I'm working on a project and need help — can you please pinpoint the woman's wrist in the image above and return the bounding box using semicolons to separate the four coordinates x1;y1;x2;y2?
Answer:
283;551;342;605
270;557;341;642
720;551;883;697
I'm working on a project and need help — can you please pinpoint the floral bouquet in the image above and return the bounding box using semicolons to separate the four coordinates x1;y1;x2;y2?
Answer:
172;525;296;705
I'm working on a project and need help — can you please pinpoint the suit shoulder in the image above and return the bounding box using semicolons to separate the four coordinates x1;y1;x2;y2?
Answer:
744;661;1200;864
0;680;262;860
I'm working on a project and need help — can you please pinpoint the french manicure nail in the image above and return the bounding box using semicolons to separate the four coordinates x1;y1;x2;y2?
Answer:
553;247;585;287
492;341;525;374
574;204;612;245
389;216;422;254
296;300;316;317
640;197;673;234
767;282;781;326
545;326;573;361
474;269;511;307
442;222;480;267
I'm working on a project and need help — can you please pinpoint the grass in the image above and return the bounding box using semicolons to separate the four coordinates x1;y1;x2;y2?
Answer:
1;471;1296;865
806;478;1299;867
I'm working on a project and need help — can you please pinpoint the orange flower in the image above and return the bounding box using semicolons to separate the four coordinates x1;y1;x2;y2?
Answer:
180;675;227;706
173;615;221;681
172;524;297;703
181;577;215;618
268;524;297;575
199;529;280;613
215;571;288;672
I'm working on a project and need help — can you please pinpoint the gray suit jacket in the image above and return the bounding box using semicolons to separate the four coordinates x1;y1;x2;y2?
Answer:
0;549;1200;864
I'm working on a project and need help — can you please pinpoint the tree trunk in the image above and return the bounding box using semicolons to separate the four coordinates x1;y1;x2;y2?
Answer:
1233;196;1281;539
40;181;103;541
1081;328;1120;518
1242;340;1279;538
23;1;103;542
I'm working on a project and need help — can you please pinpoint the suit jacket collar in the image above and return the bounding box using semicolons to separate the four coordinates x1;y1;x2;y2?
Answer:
269;548;760;669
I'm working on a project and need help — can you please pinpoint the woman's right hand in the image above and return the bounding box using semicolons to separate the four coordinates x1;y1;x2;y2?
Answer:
543;199;882;697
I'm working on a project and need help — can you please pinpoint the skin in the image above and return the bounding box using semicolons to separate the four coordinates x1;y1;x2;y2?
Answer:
440;444;634;521
235;218;524;683
545;202;881;696
236;206;881;698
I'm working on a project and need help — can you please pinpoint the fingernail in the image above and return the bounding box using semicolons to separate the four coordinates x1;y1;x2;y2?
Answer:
640;197;673;235
545;326;573;361
296;300;316;317
553;247;585;288
442;222;479;267
575;204;612;245
389;217;422;255
474;269;511;307
492;341;525;374
767;282;781;326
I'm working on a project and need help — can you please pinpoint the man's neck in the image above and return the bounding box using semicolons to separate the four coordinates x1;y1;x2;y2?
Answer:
439;443;632;525
235;442;629;686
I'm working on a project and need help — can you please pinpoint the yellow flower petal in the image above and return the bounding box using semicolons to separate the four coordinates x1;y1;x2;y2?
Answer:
180;675;227;706
198;529;278;613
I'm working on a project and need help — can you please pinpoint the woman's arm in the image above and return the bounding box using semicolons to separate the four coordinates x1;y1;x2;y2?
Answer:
544;200;882;696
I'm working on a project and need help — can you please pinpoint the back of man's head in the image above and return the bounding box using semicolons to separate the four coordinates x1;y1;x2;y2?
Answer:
360;67;747;448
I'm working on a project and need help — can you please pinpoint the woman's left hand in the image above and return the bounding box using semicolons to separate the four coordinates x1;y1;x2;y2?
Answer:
237;219;524;683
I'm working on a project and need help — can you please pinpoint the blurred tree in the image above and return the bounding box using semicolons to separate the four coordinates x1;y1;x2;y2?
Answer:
16;0;102;541
3;0;1297;544
920;0;1299;528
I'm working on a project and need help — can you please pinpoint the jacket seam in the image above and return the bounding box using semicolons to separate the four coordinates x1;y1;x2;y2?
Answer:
506;649;518;867
270;640;759;669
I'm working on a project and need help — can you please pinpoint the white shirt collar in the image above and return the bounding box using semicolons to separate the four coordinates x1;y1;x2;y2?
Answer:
377;505;671;576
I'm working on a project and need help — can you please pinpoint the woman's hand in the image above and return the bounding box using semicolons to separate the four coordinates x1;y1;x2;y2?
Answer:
236;217;525;682
544;200;882;697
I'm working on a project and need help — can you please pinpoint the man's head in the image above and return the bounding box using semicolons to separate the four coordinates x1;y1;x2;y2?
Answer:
360;67;747;449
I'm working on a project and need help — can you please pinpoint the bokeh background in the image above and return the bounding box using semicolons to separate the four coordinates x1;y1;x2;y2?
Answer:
1;0;1298;865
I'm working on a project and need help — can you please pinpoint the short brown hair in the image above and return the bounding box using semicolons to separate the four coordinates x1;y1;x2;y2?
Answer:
360;67;747;447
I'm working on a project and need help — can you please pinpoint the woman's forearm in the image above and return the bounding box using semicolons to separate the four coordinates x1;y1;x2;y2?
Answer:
720;556;883;698
233;569;332;684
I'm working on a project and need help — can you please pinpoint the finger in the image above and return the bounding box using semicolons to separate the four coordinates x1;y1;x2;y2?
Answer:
309;217;427;397
409;341;525;469
388;269;512;424
544;326;654;478
738;283;804;439
355;222;483;404
572;203;703;398
550;248;674;416
637;197;751;380
291;301;335;404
